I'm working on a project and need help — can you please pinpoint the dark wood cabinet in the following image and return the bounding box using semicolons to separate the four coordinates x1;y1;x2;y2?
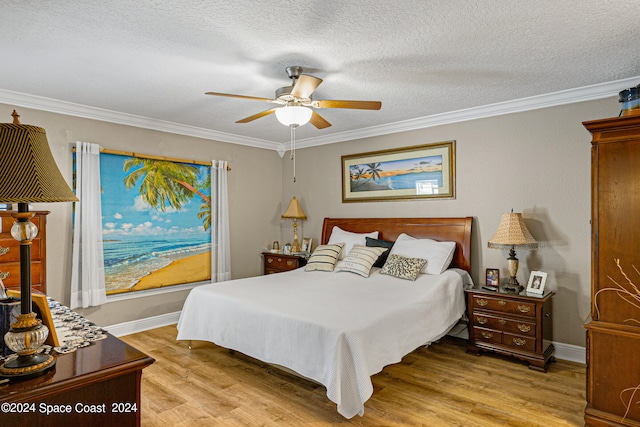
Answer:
584;115;640;426
466;286;554;372
262;252;307;275
0;333;154;426
0;210;48;295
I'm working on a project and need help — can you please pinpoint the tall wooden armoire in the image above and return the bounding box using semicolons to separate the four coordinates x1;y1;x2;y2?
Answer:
584;115;640;427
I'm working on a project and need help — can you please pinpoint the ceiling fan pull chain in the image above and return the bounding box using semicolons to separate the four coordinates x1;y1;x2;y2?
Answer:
290;125;296;182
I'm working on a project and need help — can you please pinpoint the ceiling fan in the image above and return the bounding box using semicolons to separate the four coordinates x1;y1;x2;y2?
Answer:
205;66;382;129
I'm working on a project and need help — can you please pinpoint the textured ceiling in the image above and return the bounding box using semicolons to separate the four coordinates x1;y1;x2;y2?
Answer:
1;0;640;150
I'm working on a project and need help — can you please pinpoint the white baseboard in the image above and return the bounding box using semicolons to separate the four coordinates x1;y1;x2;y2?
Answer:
104;311;181;337
108;313;586;365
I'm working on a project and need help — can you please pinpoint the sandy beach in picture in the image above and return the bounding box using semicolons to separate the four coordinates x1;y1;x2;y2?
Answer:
109;252;211;294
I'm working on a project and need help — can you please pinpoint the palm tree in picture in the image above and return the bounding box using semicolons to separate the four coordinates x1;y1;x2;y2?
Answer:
122;158;211;229
365;163;382;182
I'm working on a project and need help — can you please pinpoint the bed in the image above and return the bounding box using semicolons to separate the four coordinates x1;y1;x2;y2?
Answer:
177;216;473;418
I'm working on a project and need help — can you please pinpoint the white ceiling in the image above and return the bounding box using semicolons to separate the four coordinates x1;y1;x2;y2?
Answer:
2;0;640;151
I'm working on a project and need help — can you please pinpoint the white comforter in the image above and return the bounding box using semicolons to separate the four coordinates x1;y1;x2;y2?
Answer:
176;267;472;418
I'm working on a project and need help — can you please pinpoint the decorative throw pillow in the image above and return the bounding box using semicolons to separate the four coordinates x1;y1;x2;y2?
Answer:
380;254;428;281
389;234;456;274
305;243;345;272
365;237;394;268
327;226;379;259
334;245;387;277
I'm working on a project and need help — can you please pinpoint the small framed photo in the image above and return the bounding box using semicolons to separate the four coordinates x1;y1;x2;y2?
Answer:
526;271;547;294
6;290;59;346
301;237;313;253
485;268;500;287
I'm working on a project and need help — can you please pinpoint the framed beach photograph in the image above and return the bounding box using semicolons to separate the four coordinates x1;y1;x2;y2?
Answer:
485;268;500;287
341;141;455;202
527;271;547;294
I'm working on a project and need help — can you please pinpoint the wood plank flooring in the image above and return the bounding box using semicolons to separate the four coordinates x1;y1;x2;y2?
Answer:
120;325;586;426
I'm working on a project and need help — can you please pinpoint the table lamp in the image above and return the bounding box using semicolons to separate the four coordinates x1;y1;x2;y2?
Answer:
0;111;78;379
487;210;538;293
281;197;307;253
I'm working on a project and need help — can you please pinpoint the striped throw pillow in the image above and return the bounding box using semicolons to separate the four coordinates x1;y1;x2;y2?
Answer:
305;243;345;272
335;245;387;277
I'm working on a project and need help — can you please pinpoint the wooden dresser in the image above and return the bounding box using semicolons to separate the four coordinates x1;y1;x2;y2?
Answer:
584;115;640;426
262;252;307;275
0;211;48;294
466;286;554;372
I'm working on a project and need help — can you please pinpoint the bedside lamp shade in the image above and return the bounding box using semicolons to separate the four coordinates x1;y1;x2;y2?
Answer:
281;197;307;253
0;111;78;380
488;211;538;292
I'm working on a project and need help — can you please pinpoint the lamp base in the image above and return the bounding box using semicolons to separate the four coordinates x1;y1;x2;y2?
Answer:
0;353;55;380
503;276;523;293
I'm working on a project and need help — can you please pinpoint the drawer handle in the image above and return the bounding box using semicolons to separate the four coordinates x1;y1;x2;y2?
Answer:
286;260;293;266
0;271;9;280
498;319;507;325
481;331;493;339
518;305;531;313
498;300;507;306
476;299;488;307
267;258;273;263
513;337;527;346
477;316;488;325
517;324;531;333
0;246;9;256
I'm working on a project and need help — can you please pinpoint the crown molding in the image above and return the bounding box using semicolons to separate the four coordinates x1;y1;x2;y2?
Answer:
1;75;638;152
0;88;276;150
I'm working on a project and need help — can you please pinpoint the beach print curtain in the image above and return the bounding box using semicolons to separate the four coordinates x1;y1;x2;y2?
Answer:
70;142;107;309
211;160;231;282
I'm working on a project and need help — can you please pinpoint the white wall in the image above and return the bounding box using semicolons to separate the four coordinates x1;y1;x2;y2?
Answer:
281;97;620;347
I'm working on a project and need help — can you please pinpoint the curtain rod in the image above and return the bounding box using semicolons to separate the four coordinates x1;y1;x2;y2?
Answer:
72;147;231;170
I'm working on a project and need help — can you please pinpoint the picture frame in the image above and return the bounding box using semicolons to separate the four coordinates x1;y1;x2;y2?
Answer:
6;289;59;346
301;237;313;253
526;271;547;295
341;141;455;202
485;268;500;287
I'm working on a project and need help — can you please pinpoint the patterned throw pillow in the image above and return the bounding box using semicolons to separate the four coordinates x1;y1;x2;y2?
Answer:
335;245;387;277
379;254;428;281
305;243;345;272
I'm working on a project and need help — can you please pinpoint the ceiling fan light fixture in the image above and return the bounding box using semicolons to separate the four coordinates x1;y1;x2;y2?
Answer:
275;105;312;127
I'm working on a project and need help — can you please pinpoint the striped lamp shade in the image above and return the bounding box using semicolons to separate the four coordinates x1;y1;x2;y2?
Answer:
0;123;78;203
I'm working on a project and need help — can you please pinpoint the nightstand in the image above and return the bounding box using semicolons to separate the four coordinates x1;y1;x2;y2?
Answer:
262;252;307;275
465;285;555;372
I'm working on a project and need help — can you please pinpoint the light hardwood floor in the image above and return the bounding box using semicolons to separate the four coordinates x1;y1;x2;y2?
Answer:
120;325;586;426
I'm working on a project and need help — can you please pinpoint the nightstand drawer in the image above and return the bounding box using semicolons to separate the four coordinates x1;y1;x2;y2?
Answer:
264;255;297;269
473;327;502;345
503;332;536;352
473;313;536;336
471;295;536;317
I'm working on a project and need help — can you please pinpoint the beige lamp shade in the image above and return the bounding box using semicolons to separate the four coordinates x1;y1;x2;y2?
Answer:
487;212;538;249
281;196;307;220
0;121;78;203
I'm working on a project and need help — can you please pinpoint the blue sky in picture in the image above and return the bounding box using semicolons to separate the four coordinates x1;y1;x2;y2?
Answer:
99;153;210;239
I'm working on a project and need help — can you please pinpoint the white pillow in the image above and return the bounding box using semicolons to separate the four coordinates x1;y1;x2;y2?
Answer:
389;234;456;274
334;245;387;277
327;226;379;259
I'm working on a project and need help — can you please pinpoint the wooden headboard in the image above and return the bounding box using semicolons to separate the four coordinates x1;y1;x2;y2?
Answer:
321;217;473;273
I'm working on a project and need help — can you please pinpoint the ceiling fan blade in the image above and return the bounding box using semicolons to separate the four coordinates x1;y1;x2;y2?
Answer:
315;99;382;110
290;75;323;99
236;108;277;123
206;91;273;102
310;111;331;129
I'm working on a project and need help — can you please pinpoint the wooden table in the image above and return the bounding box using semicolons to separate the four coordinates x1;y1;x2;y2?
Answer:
0;333;154;426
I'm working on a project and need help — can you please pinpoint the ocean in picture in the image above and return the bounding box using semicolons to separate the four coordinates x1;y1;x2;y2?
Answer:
349;155;443;192
103;237;211;292
352;170;442;191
